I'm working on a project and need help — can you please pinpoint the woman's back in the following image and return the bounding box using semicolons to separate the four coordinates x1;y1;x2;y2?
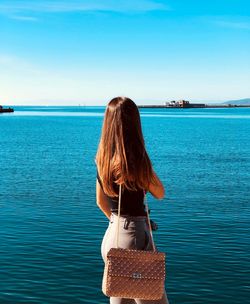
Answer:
97;171;146;216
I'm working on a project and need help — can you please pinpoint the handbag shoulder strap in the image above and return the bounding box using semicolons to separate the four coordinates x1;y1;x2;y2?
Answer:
144;192;156;252
115;184;122;249
116;184;156;251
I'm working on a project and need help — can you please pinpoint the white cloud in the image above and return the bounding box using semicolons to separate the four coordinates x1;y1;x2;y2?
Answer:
214;20;250;30
0;54;38;72
9;15;39;22
0;0;169;14
200;15;250;30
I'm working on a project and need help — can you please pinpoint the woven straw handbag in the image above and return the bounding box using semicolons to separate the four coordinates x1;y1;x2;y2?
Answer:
102;185;166;300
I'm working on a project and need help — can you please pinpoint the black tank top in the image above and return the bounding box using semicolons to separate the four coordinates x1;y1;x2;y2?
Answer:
97;171;146;216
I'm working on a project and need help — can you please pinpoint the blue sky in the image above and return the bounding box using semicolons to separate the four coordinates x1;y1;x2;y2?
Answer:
0;0;250;105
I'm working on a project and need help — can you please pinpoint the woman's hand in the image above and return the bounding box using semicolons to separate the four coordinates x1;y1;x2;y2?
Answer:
150;219;158;231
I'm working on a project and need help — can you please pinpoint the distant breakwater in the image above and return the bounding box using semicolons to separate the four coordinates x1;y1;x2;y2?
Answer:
138;105;250;109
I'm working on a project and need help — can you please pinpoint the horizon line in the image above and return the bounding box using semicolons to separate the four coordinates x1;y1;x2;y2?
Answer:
2;101;248;107
2;97;250;107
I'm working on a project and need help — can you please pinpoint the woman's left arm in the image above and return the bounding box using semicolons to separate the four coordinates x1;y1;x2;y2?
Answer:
96;180;111;219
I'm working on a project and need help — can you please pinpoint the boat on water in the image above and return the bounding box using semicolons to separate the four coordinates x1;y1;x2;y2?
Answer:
0;105;14;113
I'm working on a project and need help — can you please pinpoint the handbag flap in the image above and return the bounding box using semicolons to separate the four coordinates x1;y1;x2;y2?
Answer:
107;248;166;280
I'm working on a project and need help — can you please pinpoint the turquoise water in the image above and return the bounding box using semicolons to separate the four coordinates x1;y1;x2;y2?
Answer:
0;106;249;304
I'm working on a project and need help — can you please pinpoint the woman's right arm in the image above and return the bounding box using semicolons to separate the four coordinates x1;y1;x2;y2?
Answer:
96;179;111;219
148;171;165;199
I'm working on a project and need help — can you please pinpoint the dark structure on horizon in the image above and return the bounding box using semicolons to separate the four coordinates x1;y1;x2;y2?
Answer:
138;99;250;109
0;105;14;113
166;100;205;108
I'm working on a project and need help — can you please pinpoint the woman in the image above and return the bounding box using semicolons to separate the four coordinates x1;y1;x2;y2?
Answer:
96;97;169;304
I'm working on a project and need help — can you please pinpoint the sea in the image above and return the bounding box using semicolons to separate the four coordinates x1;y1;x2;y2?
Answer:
0;106;249;304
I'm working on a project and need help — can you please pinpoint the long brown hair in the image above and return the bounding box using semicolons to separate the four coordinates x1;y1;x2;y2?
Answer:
96;97;156;197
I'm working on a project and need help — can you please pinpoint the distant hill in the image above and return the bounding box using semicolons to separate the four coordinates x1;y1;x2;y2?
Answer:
222;98;250;105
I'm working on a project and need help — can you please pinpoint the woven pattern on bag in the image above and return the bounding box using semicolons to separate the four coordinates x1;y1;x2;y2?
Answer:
102;248;166;300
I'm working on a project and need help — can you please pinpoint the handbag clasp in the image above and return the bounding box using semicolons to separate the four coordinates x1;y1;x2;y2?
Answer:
132;272;142;279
